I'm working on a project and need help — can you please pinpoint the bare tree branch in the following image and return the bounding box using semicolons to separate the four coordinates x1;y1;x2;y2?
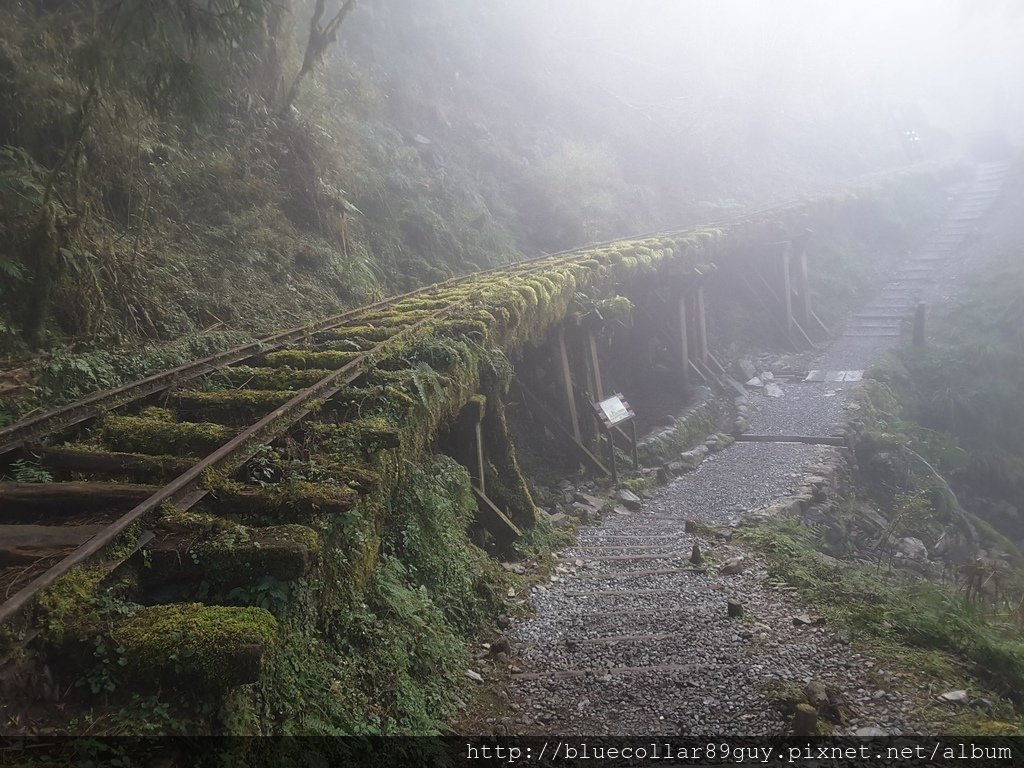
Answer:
280;0;356;115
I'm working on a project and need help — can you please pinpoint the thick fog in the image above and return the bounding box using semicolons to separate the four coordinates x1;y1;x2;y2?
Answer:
504;1;1024;149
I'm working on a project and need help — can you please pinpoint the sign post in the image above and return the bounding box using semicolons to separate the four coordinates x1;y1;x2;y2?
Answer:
591;393;638;487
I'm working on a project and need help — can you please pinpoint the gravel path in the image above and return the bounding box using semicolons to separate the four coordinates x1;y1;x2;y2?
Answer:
496;163;1013;738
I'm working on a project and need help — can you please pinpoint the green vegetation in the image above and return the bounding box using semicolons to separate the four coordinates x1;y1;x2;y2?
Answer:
863;163;1024;545
114;603;278;689
740;516;1024;713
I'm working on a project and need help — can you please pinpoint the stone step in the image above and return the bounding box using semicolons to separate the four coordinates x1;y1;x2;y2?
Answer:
842;330;901;338
513;662;697;681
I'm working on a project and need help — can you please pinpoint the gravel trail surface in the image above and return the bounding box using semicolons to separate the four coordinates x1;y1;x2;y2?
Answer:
497;162;1013;737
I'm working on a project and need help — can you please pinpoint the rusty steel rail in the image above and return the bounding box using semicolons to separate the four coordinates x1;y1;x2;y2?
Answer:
0;300;471;626
0;161;944;627
0;253;563;457
0;160;938;457
0;253;592;626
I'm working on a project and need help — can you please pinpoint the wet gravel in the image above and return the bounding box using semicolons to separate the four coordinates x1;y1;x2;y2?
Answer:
496;167;1012;738
508;518;935;737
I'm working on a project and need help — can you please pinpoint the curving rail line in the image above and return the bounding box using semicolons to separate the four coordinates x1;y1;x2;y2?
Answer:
0;160;944;627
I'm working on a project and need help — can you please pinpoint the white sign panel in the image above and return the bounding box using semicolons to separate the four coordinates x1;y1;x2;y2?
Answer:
598;395;632;426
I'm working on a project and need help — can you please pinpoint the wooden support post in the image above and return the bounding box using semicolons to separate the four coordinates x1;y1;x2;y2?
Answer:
677;294;690;387
587;332;604;401
629;420;639;469
556;327;582;444
474;421;486;497
605;430;618;487
694;286;709;365
913;302;927;348
795;244;812;328
779;246;794;342
472;486;523;546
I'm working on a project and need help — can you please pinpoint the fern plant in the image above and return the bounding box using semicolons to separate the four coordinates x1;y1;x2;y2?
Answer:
8;459;53;483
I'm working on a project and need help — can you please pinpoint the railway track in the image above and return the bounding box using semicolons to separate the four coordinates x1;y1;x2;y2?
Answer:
0;246;613;627
0;161;949;629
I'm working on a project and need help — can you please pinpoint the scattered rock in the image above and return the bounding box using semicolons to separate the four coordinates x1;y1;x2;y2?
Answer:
792;614;826;627
746;376;764;388
546;512;570;528
737;359;757;380
895;537;928;561
616;488;642;511
690;543;703;566
792;703;817;737
854;727;886;737
938;690;968;705
727;600;744;618
764;382;784;398
497;615;512;629
574;492;608;509
465;670;484;684
571;501;599;521
969;698;994;710
489;637;512;656
719;557;745;575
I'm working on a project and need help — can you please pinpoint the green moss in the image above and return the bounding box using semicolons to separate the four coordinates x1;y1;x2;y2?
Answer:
170;389;295;424
211;366;331;390
261;349;361;369
97;415;233;455
114;603;277;688
321;325;400;344
35;565;108;640
739;516;1024;698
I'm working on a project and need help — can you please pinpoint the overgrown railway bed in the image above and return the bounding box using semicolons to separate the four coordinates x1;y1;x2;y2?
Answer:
0;243;631;624
0;225;713;627
0;165;946;652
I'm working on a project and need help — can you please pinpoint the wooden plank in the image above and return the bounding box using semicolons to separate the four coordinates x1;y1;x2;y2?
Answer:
0;482;159;518
556;553;687;563
586;332;604;401
575;567;705;580
780;246;794;338
20;445;194;480
688;359;708;384
571;632;679;646
513;663;697;681
474;421;486;496
694;286;708;365
564;588;684;598
0;524;108;566
556;327;582;443
795;243;811;326
472;486;522;543
677;294;690;386
734;434;846;446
